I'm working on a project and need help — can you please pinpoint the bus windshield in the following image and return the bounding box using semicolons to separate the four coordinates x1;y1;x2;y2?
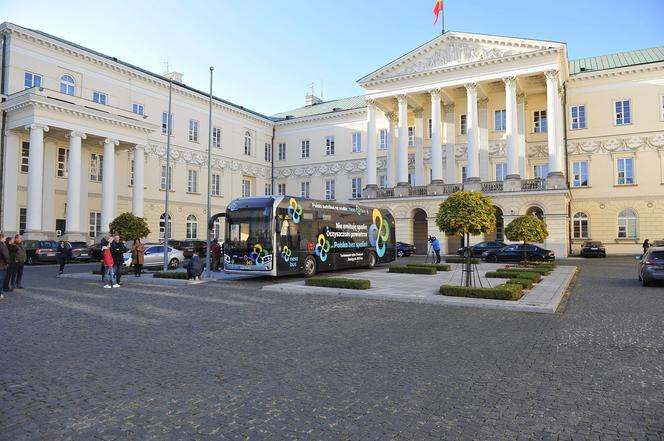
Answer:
225;207;273;268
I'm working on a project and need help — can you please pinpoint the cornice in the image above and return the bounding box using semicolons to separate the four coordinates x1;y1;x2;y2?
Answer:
567;131;664;154
274;108;366;126
567;61;664;82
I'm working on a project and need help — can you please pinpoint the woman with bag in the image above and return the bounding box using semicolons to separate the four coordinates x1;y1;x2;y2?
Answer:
131;239;145;277
102;245;116;288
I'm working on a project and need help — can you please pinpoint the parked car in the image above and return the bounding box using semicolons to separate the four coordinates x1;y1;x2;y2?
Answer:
652;240;664;247
580;241;606;258
396;242;415;257
123;244;184;269
88;242;103;261
457;241;507;257
21;240;59;265
178;240;210;259
66;241;92;262
637;246;664;287
481;244;555;263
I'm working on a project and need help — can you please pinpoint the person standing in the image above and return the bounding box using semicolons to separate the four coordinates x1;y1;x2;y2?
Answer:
131;239;145;277
642;239;650;255
431;236;442;264
3;237;18;292
110;235;127;287
56;240;71;275
0;234;9;300
12;235;26;289
101;245;115;289
211;238;221;271
99;233;111;281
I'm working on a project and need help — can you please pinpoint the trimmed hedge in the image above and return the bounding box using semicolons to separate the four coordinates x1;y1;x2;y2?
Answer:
485;271;541;283
305;277;370;290
153;271;188;279
518;261;556;268
439;283;524;301
506;278;534;289
406;263;452;272
389;265;437;275
497;267;551;276
92;267;132;275
445;257;480;264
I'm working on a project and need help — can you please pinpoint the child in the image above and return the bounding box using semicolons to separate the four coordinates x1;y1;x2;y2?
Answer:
102;245;117;288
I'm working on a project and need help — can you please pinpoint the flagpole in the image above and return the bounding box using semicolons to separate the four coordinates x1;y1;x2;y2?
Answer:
442;1;445;34
205;66;214;279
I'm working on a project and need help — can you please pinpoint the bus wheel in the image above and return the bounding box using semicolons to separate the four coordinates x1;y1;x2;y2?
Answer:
304;256;317;277
367;252;377;269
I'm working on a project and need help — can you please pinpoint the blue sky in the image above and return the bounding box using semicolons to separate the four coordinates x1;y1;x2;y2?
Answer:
2;0;662;115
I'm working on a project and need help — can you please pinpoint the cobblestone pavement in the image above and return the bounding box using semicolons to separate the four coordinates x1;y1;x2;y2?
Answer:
1;258;663;440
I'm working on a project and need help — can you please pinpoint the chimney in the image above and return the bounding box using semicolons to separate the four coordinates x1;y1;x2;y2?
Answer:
164;71;184;83
305;93;322;107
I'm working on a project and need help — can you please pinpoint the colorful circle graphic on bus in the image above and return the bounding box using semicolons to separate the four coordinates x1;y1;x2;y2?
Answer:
368;208;390;258
281;245;292;263
249;243;269;265
315;234;330;262
287;198;303;224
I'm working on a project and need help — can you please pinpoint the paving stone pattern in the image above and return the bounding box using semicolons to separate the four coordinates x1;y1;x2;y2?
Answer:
1;258;663;440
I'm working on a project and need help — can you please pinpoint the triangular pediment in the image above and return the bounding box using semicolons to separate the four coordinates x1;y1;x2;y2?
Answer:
358;31;564;85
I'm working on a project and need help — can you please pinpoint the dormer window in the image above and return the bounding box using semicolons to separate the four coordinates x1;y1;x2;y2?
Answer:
60;74;75;96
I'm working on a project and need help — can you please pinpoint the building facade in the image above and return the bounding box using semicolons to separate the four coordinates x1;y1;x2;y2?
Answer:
1;23;663;255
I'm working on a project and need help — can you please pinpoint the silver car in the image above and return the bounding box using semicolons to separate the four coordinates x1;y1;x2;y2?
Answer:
637;246;664;287
123;244;184;269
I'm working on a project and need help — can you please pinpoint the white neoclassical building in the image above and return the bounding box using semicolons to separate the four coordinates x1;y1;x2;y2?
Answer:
1;22;663;256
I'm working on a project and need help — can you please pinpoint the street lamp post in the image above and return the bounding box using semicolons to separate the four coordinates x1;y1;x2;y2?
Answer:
205;66;214;278
163;78;173;271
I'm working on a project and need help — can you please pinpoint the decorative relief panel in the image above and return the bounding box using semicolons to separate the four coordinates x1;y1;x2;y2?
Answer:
567;133;664;154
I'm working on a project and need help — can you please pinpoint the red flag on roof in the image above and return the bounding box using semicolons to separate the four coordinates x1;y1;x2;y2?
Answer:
433;0;443;25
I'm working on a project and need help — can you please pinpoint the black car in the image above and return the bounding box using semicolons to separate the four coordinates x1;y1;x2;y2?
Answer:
482;244;555;263
580;241;606;258
66;241;92;262
457;241;507;257
21;240;59;265
396;242;415;257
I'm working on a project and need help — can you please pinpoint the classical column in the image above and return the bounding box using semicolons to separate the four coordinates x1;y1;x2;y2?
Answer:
42;140;57;235
396;95;409;187
365;99;378;191
465;83;480;182
413;108;425;186
443;103;456;183
2;132;20;234
25;123;49;238
478;98;489;181
132;145;145;217
101;138;119;234
516;93;526;178
504;76;520;180
386;112;397;187
545;70;563;176
65;131;86;239
430;89;443;183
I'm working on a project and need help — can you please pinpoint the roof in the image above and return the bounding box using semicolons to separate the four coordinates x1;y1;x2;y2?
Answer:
569;46;664;75
272;95;366;120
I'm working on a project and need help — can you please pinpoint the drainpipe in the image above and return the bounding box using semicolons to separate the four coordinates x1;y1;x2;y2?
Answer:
271;124;275;193
562;81;573;257
0;32;8;232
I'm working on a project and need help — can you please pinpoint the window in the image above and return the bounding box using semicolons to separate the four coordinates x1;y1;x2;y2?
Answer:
300;181;310;199
428;119;433;138
159;213;172;239
92;91;108;105
616;157;634;185
160;164;173;190
301;140;310;158
615;100;631;125
379;175;387;188
20;142;30;173
90;153;103;182
187;169;199;193
277;183;286;196
352;132;361;153
408;127;414;146
242;179;251;197
132;103;144;115
129;158;134;186
571;105;586;129
351;177;362;199
19;208;27;234
244;131;252;156
408;173;415;186
460;114;467;135
264;143;272;162
57;148;69;178
89;212;101;238
264;183;272;195
617;209;638;239
211;173;221;196
60;74;75;95
325;179;335;200
186;215;198;239
495;109;506;131
325;136;335;156
661;96;664;121
188;119;199;142
24;72;42;89
162;112;173;135
534;164;548;179
526;206;545;221
495;162;507;181
379;129;388;150
461;166;467;182
572;212;589;239
213;219;222;241
533;110;547;133
212;127;222;148
278;143;286;161
572;161;589;187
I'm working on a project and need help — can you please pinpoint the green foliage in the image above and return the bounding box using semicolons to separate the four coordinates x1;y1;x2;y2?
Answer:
497;267;551;276
153;271;188;279
435;191;496;237
405;263;451;272
388;265;437;275
444;257;480;264
485;271;520;279
518;262;556;269
504;215;549;244
109;212;151;240
486;271;541;282
439;283;524;300
305;277;371;290
506;278;534;289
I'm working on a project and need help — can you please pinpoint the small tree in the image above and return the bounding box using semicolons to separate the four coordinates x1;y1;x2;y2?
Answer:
109;212;151;240
436;191;496;286
504;215;548;263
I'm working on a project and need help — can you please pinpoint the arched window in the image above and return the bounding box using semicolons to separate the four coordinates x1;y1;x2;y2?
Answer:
244;131;252;156
572;212;589;239
617;209;637;239
526;206;544;221
60;74;75;96
186;215;198;239
159;213;172;239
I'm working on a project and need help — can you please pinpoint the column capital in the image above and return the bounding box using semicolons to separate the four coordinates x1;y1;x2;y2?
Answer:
544;70;559;81
101;138;120;147
385;112;398;123
365;98;376;107
477;97;489;107
502;76;517;87
516;92;527;104
396;94;407;104
413;108;424;118
442;102;455;113
429;88;441;98
68;131;87;140
464;82;477;92
134;144;146;151
25;123;49;132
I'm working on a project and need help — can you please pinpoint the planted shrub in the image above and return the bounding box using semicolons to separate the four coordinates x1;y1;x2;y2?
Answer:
506;278;534;289
518;261;556;269
305;277;371;290
389;265;437;275
439;283;524;301
153;271;188;279
406;263;452;272
445;257;480;264
497;267;551;276
485;271;541;283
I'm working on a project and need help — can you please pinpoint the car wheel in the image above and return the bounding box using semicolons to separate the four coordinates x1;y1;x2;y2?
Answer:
304;256;317;277
168;258;179;269
367;252;377;269
397;250;405;257
487;255;498;263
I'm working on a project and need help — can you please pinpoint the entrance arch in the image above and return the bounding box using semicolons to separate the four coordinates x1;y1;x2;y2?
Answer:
412;208;428;254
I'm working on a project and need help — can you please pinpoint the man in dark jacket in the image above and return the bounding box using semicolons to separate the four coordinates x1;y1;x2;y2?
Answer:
4;237;18;292
0;234;9;299
110;235;127;286
12;235;26;289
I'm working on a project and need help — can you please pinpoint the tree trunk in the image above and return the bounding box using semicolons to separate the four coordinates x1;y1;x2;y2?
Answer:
465;232;472;287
